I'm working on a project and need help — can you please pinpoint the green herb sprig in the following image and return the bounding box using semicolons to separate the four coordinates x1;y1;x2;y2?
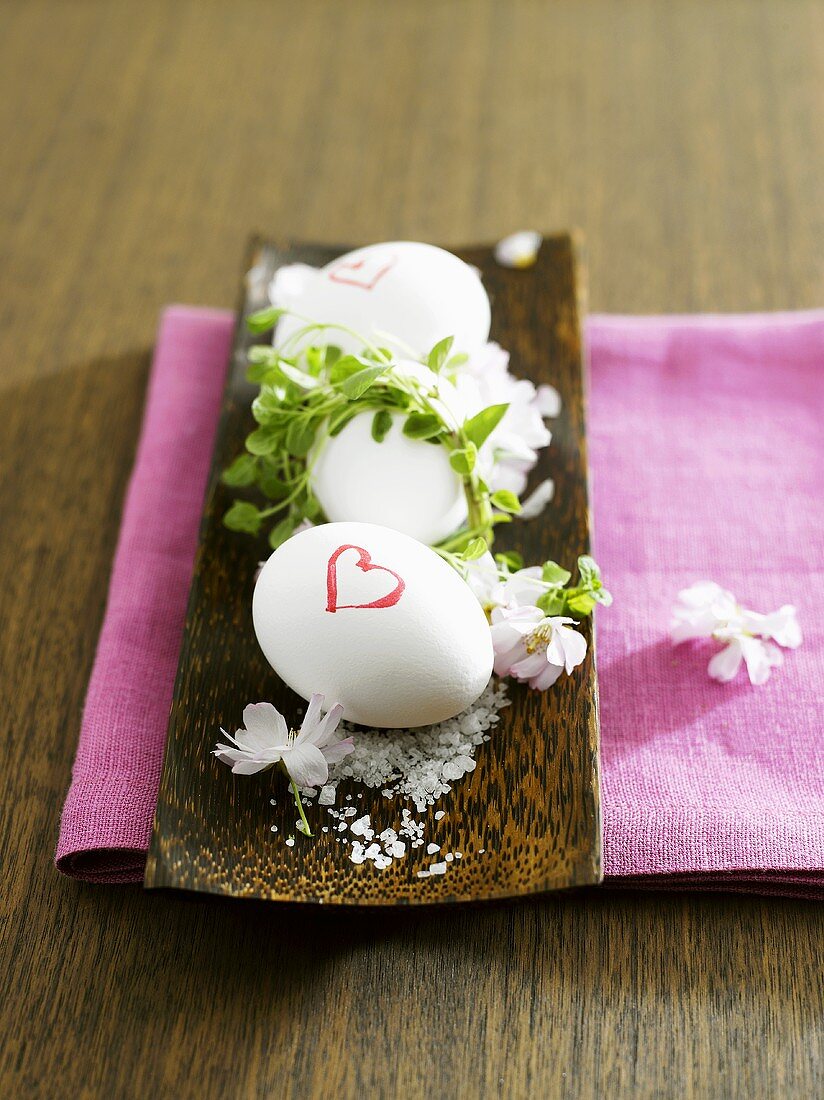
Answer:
222;308;516;557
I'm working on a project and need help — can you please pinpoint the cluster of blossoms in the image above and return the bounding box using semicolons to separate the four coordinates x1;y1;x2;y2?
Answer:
465;551;609;690
447;339;559;505
670;581;802;686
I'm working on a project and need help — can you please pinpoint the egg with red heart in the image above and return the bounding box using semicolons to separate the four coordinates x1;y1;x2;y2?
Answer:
252;521;493;729
272;241;491;359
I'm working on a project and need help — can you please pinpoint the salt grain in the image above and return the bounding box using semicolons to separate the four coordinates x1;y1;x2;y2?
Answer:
426;843;440;855
318;785;336;806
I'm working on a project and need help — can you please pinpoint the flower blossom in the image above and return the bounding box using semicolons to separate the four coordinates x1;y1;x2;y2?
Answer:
490;606;587;690
214;695;353;787
670;581;801;686
494;231;543;269
451;342;557;497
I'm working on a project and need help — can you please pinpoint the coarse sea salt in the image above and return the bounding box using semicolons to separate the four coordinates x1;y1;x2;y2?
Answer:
314;680;509;878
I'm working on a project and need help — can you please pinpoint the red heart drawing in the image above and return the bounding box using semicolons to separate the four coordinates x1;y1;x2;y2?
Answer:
326;544;406;613
327;253;397;291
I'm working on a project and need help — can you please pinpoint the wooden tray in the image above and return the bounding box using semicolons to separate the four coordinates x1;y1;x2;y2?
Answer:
144;235;601;905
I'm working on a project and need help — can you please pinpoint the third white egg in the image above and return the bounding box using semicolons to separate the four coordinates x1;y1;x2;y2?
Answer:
273;241;491;359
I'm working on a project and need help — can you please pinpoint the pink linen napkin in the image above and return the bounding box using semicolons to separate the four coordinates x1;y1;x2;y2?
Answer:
589;312;824;897
56;307;824;895
55;307;233;881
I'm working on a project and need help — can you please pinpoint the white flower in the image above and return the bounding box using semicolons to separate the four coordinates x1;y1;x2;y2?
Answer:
494;231;543;269
708;634;784;686
213;695;353;787
465;558;560;618
671;581;802;686
450;343;553;497
464;552;507;613
490;606;587;690
670;580;740;643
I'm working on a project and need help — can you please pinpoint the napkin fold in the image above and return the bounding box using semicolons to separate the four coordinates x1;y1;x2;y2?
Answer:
56;306;824;895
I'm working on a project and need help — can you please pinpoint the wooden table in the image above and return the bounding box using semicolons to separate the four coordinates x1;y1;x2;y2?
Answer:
1;2;822;1096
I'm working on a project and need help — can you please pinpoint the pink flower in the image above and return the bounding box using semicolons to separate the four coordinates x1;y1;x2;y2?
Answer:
213;695;353;787
490;606;587;690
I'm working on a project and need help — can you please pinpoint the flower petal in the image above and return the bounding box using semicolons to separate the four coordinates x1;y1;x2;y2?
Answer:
530;662;563;690
241;702;288;746
740;636;783;686
314;703;346;747
283;743;329;788
320;736;355;764
295;694;324;744
707;639;744;683
518;479;555;520
231;758;276;776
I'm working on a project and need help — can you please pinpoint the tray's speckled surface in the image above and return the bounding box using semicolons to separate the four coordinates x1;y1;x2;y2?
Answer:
144;236;601;905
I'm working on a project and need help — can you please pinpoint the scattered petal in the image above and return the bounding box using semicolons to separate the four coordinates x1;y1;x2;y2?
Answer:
494;231;543;269
519;479;555;520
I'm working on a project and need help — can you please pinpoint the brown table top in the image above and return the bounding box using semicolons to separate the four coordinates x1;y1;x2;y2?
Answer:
1;2;822;1097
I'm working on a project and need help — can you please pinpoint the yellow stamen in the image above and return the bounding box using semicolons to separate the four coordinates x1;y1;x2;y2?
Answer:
525;622;553;654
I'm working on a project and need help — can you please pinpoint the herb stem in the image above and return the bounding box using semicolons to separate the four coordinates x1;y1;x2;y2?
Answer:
290;777;314;837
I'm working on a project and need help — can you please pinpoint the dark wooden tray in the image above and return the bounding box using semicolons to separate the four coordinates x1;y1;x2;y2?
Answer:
144;235;601;904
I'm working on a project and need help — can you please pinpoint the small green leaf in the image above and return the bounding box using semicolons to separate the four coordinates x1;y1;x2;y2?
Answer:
341;364;387;400
258;469;290;500
542;561;572;586
490;489;522;514
246;361;279;386
427;335;455;373
449;444;477;475
462;403;509;449
577;555;600;585
403;412;444;440
268;515;296;549
303;493;323;519
371;409;394;442
245;427;282;456
222;454;257;487
461;537;488;561
285;418;317;457
247;306;285;334
324;345;342;368
329;354;371;386
279;361;319;390
537;590;567;616
251;389;286;425
223;501;263;535
567;591;597;616
328;406;357;436
446;352;469;369
495;550;524;572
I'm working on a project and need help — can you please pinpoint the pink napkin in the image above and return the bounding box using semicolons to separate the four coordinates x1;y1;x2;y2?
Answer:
56;306;824;895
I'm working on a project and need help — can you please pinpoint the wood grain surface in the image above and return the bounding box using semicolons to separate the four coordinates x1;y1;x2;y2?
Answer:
1;1;822;1096
145;236;601;904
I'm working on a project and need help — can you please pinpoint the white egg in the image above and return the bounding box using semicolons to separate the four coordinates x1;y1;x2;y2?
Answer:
311;412;467;544
252;522;493;729
309;359;468;545
273;241;491;358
